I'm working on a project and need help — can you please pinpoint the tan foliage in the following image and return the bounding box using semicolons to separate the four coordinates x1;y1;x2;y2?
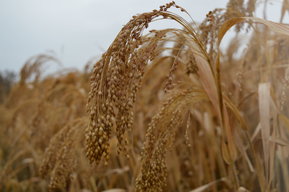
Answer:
1;1;289;192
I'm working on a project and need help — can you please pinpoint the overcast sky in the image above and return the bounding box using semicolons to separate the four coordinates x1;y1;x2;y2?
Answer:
0;0;284;72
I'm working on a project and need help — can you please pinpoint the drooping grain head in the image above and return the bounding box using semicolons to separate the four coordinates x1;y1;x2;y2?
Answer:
85;1;186;165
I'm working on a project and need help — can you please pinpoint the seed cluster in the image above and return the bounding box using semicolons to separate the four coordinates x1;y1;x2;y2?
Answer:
136;89;201;191
40;120;84;190
85;2;182;165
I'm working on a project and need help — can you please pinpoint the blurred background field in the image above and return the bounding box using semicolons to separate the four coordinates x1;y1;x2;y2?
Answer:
0;0;289;192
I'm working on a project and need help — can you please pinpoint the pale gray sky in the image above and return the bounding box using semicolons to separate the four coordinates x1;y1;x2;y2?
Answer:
0;0;284;72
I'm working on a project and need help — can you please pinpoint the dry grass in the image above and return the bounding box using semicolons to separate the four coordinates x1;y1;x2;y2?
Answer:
0;0;289;191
